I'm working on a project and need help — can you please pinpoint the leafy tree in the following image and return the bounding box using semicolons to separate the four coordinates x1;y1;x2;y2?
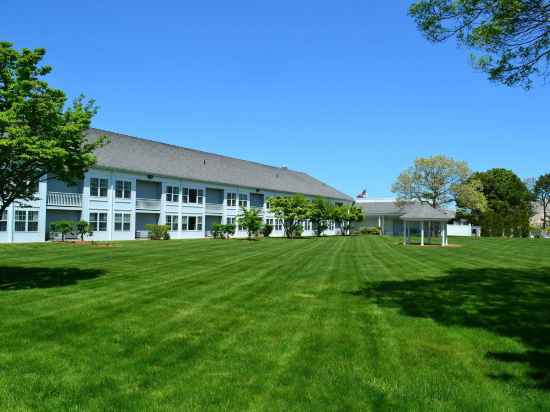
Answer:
308;197;332;236
267;194;310;239
534;173;550;228
332;203;364;236
391;155;481;209
262;224;273;237
467;168;533;236
75;220;92;241
211;223;224;239
49;220;75;241
238;207;263;239
223;224;236;239
409;0;550;89
455;178;489;217
0;42;105;219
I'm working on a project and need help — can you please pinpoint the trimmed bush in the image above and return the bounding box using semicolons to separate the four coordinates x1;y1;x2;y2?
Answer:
360;226;381;235
50;220;76;241
223;224;236;238
145;224;170;240
211;223;224;239
262;224;273;237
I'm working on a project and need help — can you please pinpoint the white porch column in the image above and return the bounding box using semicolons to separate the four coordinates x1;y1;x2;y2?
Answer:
420;221;425;246
403;221;407;245
445;224;449;246
441;222;445;246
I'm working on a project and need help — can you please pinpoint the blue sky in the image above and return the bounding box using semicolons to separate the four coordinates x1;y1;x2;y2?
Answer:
2;1;548;197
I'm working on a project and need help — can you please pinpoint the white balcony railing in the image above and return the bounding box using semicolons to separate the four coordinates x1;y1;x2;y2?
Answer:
205;203;224;214
47;192;82;207
136;198;161;210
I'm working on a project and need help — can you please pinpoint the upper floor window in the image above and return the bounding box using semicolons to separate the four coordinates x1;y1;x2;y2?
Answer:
227;192;237;207
14;210;38;232
182;188;204;204
166;186;180;203
90;212;107;232
238;193;248;208
0;210;7;232
165;214;179;231
115;180;131;199
90;178;108;197
114;213;131;232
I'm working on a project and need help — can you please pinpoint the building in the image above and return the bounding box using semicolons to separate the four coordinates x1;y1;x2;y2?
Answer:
0;129;351;243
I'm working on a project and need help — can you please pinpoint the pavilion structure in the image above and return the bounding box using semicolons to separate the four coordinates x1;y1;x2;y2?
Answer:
400;204;452;246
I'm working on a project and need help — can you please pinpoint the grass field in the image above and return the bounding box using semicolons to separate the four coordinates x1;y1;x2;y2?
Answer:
1;236;549;411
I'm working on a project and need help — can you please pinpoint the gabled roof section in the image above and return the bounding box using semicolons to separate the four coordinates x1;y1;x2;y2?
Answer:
400;204;452;221
87;128;351;201
359;200;454;220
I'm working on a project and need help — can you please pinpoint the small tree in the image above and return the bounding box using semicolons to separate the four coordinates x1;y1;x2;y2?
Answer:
50;221;75;241
332;204;364;236
211;223;224;239
75;220;92;241
267;194;310;239
238;208;263;239
534;174;550;229
223;224;236;239
145;224;170;240
308;197;332;236
262;224;273;237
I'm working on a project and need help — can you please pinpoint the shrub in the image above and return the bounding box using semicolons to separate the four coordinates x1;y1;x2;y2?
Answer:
211;223;224;239
238;208;263;239
75;220;92;241
223;224;236;238
262;224;273;237
146;224;170;240
360;226;381;235
50;220;75;241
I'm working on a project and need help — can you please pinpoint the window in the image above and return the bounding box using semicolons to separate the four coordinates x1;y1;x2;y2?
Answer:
14;210;38;232
114;213;131;232
165;214;179;231
90;178;108;197
227;192;237;207
238;193;248;208
0;210;7;232
275;219;283;231
303;220;311;231
183;215;203;231
265;218;274;226
226;217;236;225
115;180;131;199
166;186;180;202
182;188;204;204
327;220;335;230
90;212;108;232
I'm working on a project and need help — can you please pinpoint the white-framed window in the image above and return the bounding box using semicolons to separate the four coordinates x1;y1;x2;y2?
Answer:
114;213;131;232
265;218;274;226
274;219;283;231
90;178;108;197
238;193;248;208
14;210;38;232
327;221;335;230
0;210;7;232
166;186;180;203
226;217;236;225
227;192;237;207
165;214;179;231
182;188;204;204
90;212;108;232
303;220;311;231
115;180;131;199
182;215;203;231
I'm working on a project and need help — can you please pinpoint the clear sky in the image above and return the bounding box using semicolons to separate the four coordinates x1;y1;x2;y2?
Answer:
2;1;548;197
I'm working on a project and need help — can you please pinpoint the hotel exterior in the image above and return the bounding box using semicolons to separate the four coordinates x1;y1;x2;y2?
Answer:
0;129;351;243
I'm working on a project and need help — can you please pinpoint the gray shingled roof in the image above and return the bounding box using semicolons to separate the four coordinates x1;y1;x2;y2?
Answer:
359;201;453;220
87;128;351;201
400;204;452;221
358;201;402;216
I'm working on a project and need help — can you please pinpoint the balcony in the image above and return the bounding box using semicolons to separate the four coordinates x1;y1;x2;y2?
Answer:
47;192;82;208
136;198;161;211
205;202;224;215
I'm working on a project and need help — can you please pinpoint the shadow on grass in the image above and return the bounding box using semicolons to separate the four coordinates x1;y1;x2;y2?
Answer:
0;266;106;291
349;267;550;389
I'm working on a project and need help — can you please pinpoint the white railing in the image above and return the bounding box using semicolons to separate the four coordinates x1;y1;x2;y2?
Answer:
136;198;161;210
205;203;224;213
47;192;82;207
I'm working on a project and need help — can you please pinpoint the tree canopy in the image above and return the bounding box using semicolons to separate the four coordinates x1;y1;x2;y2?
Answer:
238;207;263;239
307;197;333;236
534;173;550;228
331;203;364;236
267;194;310;239
410;0;550;88
0;42;104;217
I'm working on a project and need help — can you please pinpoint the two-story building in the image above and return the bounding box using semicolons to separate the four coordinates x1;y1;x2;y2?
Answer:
0;129;351;243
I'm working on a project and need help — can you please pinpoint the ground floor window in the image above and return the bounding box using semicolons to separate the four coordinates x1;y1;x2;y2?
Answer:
14;210;38;232
90;212;108;232
274;219;283;231
182;215;203;231
165;214;179;231
114;213;131;232
303;220;311;231
327;221;335;231
226;217;236;225
0;210;7;232
265;218;274;226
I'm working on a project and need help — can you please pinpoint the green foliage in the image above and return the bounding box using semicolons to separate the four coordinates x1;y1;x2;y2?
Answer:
308;197;333;236
212;223;236;239
224;224;236;238
0;42;106;218
391;155;476;208
360;227;381;235
145;224;170;240
455;178;489;215
332;203;364;236
238;208;263;239
49;220;75;241
262;224;273;237
75;220;92;241
409;0;550;88
466;168;533;237
534;173;550;229
267;194;310;239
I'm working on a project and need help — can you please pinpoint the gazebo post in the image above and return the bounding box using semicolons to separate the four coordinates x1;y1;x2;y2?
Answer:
420;221;425;246
403;221;407;245
445;224;449;246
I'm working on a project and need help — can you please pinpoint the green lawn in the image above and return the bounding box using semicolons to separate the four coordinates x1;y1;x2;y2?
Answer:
1;236;550;411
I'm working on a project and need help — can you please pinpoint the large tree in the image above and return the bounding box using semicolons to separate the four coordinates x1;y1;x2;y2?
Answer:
409;0;550;89
0;42;104;218
534;173;550;228
267;194;310;239
391;155;483;209
466;168;533;236
331;203;364;236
